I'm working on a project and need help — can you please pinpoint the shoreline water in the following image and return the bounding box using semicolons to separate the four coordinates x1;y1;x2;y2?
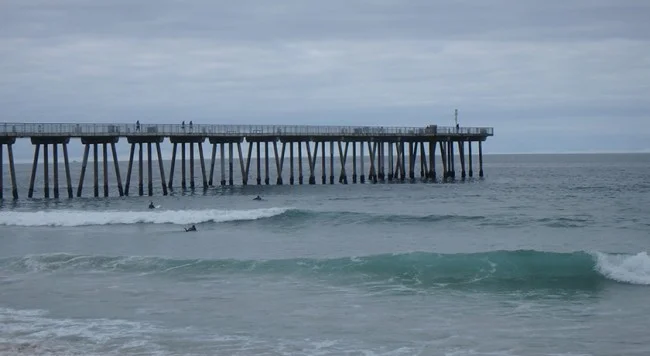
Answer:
1;153;649;355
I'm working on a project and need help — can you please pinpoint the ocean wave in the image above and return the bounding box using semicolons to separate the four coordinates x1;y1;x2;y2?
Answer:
3;250;649;288
0;208;487;227
0;208;290;226
274;209;486;224
0;207;599;229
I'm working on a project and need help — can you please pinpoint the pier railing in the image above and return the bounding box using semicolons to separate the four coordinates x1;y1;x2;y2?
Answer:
0;122;493;137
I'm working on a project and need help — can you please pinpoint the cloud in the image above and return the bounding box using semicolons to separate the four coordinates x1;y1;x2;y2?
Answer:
0;0;649;153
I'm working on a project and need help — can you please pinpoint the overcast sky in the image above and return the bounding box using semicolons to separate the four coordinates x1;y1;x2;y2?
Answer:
1;0;649;155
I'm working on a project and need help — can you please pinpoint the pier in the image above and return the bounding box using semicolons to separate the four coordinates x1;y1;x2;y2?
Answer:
0;122;493;199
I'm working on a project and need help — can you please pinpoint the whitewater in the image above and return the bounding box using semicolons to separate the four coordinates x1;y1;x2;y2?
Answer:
1;153;650;356
0;207;291;226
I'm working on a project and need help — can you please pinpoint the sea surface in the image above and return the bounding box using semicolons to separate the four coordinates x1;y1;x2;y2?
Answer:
1;153;649;356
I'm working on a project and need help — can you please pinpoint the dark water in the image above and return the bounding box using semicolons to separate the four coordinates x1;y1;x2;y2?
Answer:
1;153;650;356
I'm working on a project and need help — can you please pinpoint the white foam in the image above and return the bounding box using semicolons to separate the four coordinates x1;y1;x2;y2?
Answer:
0;306;165;355
593;251;650;285
0;207;289;227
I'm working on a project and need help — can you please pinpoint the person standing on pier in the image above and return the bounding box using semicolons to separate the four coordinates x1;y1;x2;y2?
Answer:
136;120;140;131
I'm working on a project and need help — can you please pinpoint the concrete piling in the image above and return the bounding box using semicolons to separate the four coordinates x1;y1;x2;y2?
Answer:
103;143;109;197
155;142;167;195
125;144;135;196
468;141;473;178
138;142;143;196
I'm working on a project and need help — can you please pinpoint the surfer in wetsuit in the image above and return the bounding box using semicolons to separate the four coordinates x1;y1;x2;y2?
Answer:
185;224;197;232
148;201;155;209
253;195;262;201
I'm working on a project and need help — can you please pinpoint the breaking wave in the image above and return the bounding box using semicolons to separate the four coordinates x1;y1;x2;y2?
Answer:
0;208;290;226
2;250;649;288
0;208;600;229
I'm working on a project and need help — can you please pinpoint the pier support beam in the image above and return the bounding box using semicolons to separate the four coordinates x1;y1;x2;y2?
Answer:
273;141;285;185
264;141;271;185
264;142;270;185
388;142;394;182
209;143;216;186
468;141;473;178
168;143;177;190
393;142;401;181
439;142;447;181
198;142;207;189
112;143;124;196
103;143;109;197
241;141;252;186
458;141;466;180
0;138;19;200
412;142;418;183
450;140;456;179
399;141;406;182
367;141;377;183
420;142;428;181
93;143;99;197
147;142;153;196
7;143;18;200
408;142;414;182
138;143;143;196
298;141;304;185
77;144;89;197
429;140;436;182
289;142;294;185
445;141;452;180
360;142;365;183
220;142;226;186
329;141;334;185
125;143;135;196
189;142;195;190
338;141;349;184
28;143;39;198
155;142;167;195
53;144;59;198
43;144;49;198
321;141;326;184
352;142;357;183
63;143;73;198
181;143;186;189
228;143;234;186
307;141;317;185
377;140;385;182
479;141;484;178
445;141;450;180
256;141;261;185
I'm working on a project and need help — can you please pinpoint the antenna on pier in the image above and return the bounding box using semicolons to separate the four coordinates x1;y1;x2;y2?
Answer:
454;109;458;127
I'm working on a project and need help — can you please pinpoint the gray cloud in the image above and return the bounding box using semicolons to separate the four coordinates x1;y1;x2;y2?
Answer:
1;0;649;154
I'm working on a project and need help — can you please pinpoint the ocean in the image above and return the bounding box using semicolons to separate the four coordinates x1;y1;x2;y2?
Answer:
1;153;649;356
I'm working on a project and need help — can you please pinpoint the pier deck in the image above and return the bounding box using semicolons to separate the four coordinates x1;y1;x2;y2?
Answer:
0;122;493;199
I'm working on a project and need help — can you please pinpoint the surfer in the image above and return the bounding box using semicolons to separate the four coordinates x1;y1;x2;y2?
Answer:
148;201;155;209
185;224;197;232
253;195;262;201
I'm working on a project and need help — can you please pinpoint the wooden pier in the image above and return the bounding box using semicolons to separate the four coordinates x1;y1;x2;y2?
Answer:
0;122;493;199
